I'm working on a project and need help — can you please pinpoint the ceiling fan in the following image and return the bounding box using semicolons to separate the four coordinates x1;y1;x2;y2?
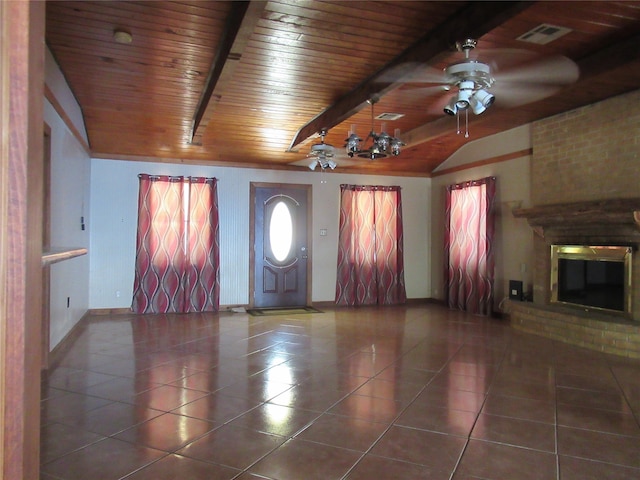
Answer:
289;129;364;170
441;39;496;116
389;38;580;135
306;130;337;170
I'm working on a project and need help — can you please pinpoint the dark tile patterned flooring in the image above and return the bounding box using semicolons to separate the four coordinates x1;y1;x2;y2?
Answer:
40;304;640;479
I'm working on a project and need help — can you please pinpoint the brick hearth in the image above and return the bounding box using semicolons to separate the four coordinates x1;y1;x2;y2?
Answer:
509;301;640;358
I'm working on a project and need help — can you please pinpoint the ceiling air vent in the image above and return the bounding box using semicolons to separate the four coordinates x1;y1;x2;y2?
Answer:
517;24;572;45
376;113;404;121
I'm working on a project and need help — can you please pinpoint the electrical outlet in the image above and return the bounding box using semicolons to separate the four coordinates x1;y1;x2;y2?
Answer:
319;229;327;236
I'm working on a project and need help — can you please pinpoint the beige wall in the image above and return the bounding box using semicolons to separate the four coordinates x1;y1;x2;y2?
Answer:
430;129;533;312
89;159;431;308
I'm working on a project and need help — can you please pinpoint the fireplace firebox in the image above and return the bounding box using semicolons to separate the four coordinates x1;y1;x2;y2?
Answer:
550;245;632;315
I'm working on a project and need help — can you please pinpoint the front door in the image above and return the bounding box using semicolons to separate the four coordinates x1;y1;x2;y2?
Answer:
251;183;311;308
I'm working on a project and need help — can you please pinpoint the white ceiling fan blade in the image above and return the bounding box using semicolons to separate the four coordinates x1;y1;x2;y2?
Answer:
470;48;539;65
392;85;452;115
397;84;450;98
493;54;579;86
493;83;565;108
377;62;446;85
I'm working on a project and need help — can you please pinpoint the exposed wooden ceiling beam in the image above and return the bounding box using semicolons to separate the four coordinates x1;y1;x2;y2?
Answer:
190;1;265;144
287;1;534;151
401;31;640;149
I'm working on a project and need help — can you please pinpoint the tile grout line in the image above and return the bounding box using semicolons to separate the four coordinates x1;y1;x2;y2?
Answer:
446;332;512;480
608;361;640;429
337;338;469;480
553;345;560;480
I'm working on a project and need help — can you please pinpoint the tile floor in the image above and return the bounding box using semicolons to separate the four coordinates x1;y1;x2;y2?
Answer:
40;304;640;479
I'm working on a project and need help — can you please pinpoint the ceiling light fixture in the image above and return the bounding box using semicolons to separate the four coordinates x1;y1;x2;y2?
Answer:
345;96;405;160
308;158;337;171
113;28;133;44
443;39;495;137
308;130;337;171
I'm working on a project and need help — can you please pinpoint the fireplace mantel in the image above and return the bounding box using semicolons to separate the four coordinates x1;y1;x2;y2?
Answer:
512;197;640;240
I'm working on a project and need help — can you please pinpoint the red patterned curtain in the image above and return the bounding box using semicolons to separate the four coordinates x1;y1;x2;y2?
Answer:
335;185;406;306
444;176;496;316
132;175;220;314
185;177;220;312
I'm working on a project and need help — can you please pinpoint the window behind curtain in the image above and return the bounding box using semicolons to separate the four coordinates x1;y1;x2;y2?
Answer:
444;176;496;316
335;184;406;306
132;174;220;314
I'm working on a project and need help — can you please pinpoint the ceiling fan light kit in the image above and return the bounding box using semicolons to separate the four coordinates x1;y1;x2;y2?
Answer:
471;88;495;113
440;39;498;137
443;39;495;115
308;158;337;171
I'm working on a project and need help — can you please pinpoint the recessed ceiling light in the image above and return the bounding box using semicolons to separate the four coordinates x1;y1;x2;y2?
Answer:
113;29;133;44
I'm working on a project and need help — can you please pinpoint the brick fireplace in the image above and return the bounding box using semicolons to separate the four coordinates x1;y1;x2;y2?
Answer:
508;89;640;358
511;198;640;357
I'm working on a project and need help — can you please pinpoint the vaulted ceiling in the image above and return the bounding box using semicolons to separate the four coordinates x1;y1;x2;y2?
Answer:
45;1;640;176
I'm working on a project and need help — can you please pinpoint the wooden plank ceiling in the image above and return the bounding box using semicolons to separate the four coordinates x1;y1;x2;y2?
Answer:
45;1;640;176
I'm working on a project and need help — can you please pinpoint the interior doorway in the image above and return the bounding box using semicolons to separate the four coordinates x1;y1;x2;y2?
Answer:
249;183;312;308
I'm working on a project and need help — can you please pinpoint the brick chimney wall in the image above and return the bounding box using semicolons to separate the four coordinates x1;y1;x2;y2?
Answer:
531;89;640;206
529;89;640;316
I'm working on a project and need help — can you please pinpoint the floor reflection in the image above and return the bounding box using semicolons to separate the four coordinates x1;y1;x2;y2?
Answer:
41;305;640;480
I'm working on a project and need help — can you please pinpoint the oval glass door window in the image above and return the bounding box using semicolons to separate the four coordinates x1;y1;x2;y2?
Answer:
270;201;293;262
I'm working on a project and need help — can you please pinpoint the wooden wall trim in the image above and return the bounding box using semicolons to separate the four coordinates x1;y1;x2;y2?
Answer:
41;125;51;370
1;2;45;479
0;0;9;473
47;310;92;370
44;83;90;154
88;308;132;316
90;152;432;177
430;148;533;177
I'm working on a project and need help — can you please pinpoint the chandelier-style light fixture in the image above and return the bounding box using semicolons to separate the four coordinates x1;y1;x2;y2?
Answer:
344;96;405;160
442;39;495;137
